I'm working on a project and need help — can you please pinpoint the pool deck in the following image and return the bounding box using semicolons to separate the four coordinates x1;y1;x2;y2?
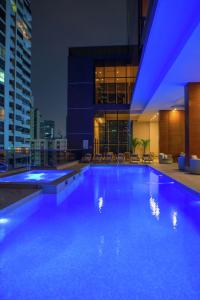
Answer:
151;163;200;193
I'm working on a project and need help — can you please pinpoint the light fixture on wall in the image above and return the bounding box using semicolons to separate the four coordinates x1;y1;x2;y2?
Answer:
150;112;159;121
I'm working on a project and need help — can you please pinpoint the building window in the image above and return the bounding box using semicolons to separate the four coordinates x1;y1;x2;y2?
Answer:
0;45;5;59
0;107;4;120
94;111;132;154
95;65;138;105
0;69;4;83
10;0;17;14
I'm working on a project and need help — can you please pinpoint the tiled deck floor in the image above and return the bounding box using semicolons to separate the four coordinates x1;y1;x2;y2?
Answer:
151;163;200;193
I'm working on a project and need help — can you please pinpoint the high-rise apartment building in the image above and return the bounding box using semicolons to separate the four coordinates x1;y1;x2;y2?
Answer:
40;120;55;139
30;107;41;140
0;0;32;166
0;0;7;149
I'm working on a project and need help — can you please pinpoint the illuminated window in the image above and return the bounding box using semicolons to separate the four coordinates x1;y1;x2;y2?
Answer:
10;0;17;13
0;108;4;121
0;69;5;83
17;20;31;40
0;46;5;59
94;111;132;154
95;65;138;104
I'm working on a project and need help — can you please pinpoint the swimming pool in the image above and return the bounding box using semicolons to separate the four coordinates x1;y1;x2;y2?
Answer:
0;169;73;184
1;165;200;299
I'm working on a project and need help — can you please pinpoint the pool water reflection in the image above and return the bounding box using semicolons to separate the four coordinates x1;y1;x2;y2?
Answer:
1;165;200;300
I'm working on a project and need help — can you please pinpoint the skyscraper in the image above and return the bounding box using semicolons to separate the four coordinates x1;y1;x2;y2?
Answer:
40;120;55;139
0;0;32;165
30;107;42;140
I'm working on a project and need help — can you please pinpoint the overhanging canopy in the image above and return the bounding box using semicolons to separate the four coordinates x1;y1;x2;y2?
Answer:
131;0;200;113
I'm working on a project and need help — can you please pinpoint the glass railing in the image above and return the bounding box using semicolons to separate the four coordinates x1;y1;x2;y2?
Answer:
0;149;79;171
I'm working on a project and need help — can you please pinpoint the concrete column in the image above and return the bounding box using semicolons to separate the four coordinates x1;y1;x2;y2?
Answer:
185;83;200;166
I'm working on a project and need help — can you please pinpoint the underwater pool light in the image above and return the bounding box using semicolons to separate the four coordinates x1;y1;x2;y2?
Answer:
0;218;9;224
25;173;46;181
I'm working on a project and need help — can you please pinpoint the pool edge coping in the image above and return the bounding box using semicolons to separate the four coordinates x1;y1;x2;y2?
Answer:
0;190;42;214
149;165;200;196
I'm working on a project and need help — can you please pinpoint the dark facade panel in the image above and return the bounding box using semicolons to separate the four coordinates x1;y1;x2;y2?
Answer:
68;57;94;83
67;109;94;135
69;45;139;65
68;84;94;108
67;45;139;155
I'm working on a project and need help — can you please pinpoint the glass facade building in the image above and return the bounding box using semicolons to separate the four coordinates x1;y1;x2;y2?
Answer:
67;46;139;157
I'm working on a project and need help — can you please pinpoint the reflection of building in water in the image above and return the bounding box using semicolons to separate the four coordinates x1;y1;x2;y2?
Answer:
172;211;178;230
150;196;160;220
98;235;105;257
98;197;104;213
116;237;121;256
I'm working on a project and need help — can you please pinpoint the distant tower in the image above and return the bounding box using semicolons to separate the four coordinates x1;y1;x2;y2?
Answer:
40;120;55;139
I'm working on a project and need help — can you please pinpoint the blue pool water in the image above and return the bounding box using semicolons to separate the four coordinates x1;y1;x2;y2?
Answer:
1;165;200;300
0;169;72;183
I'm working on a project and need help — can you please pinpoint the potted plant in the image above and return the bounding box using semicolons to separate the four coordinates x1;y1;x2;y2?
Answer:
140;139;150;154
132;138;141;154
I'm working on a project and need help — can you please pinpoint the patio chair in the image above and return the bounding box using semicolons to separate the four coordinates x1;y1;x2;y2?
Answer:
143;153;153;163
80;153;92;163
92;154;102;163
117;153;125;163
159;153;173;164
130;153;140;163
104;153;113;163
190;155;200;174
124;152;131;161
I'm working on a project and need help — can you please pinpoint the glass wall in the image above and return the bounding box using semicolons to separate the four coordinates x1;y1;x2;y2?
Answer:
95;65;138;104
94;111;132;154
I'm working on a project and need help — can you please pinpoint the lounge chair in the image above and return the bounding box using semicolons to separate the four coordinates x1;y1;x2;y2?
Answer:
130;153;140;163
124;152;131;161
143;153;153;163
117;153;125;163
92;154;102;163
159;153;173;164
80;153;92;163
190;155;200;174
104;153;113;163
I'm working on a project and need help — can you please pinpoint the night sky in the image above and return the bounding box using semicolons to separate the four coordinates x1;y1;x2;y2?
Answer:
31;0;138;136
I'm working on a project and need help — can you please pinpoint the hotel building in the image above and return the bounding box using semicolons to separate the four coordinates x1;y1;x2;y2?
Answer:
67;0;200;167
